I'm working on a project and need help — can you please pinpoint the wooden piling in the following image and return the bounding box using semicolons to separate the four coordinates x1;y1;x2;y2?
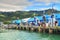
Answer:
37;26;42;32
31;27;34;31
6;24;60;34
49;28;53;34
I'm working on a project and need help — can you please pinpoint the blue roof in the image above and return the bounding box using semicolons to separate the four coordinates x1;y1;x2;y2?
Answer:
15;20;21;24
12;20;16;23
28;15;51;22
54;14;60;18
45;15;51;18
28;13;60;26
35;16;42;20
12;20;21;24
28;18;34;22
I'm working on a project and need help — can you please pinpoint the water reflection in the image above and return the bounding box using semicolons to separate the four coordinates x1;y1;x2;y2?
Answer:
0;30;60;40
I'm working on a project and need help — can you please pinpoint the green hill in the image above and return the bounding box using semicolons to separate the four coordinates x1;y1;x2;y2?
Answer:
0;9;60;24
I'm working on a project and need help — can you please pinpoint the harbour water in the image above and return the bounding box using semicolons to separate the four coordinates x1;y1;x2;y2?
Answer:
0;29;60;40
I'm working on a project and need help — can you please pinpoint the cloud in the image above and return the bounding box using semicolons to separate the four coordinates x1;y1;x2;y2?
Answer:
40;8;49;10
35;0;60;3
32;0;60;6
0;0;33;11
35;0;50;3
25;7;49;11
38;6;57;11
0;0;60;11
0;3;26;11
28;0;59;7
0;0;32;6
25;6;57;11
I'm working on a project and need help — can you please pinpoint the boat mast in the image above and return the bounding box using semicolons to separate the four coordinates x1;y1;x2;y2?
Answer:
51;3;55;27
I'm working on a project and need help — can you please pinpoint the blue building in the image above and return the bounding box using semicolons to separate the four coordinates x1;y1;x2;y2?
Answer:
12;20;21;24
28;13;60;26
12;13;60;26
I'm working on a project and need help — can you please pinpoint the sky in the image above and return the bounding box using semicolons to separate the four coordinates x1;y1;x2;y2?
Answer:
0;0;60;12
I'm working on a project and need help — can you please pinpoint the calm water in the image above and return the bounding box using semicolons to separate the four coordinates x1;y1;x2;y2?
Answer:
0;29;60;40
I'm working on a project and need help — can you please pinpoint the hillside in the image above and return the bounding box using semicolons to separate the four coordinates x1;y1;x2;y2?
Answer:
0;9;60;24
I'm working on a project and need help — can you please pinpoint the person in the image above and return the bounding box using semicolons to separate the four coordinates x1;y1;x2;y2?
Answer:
55;21;58;26
32;21;35;25
34;17;39;26
15;17;21;28
42;15;46;28
48;15;56;27
37;20;40;26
